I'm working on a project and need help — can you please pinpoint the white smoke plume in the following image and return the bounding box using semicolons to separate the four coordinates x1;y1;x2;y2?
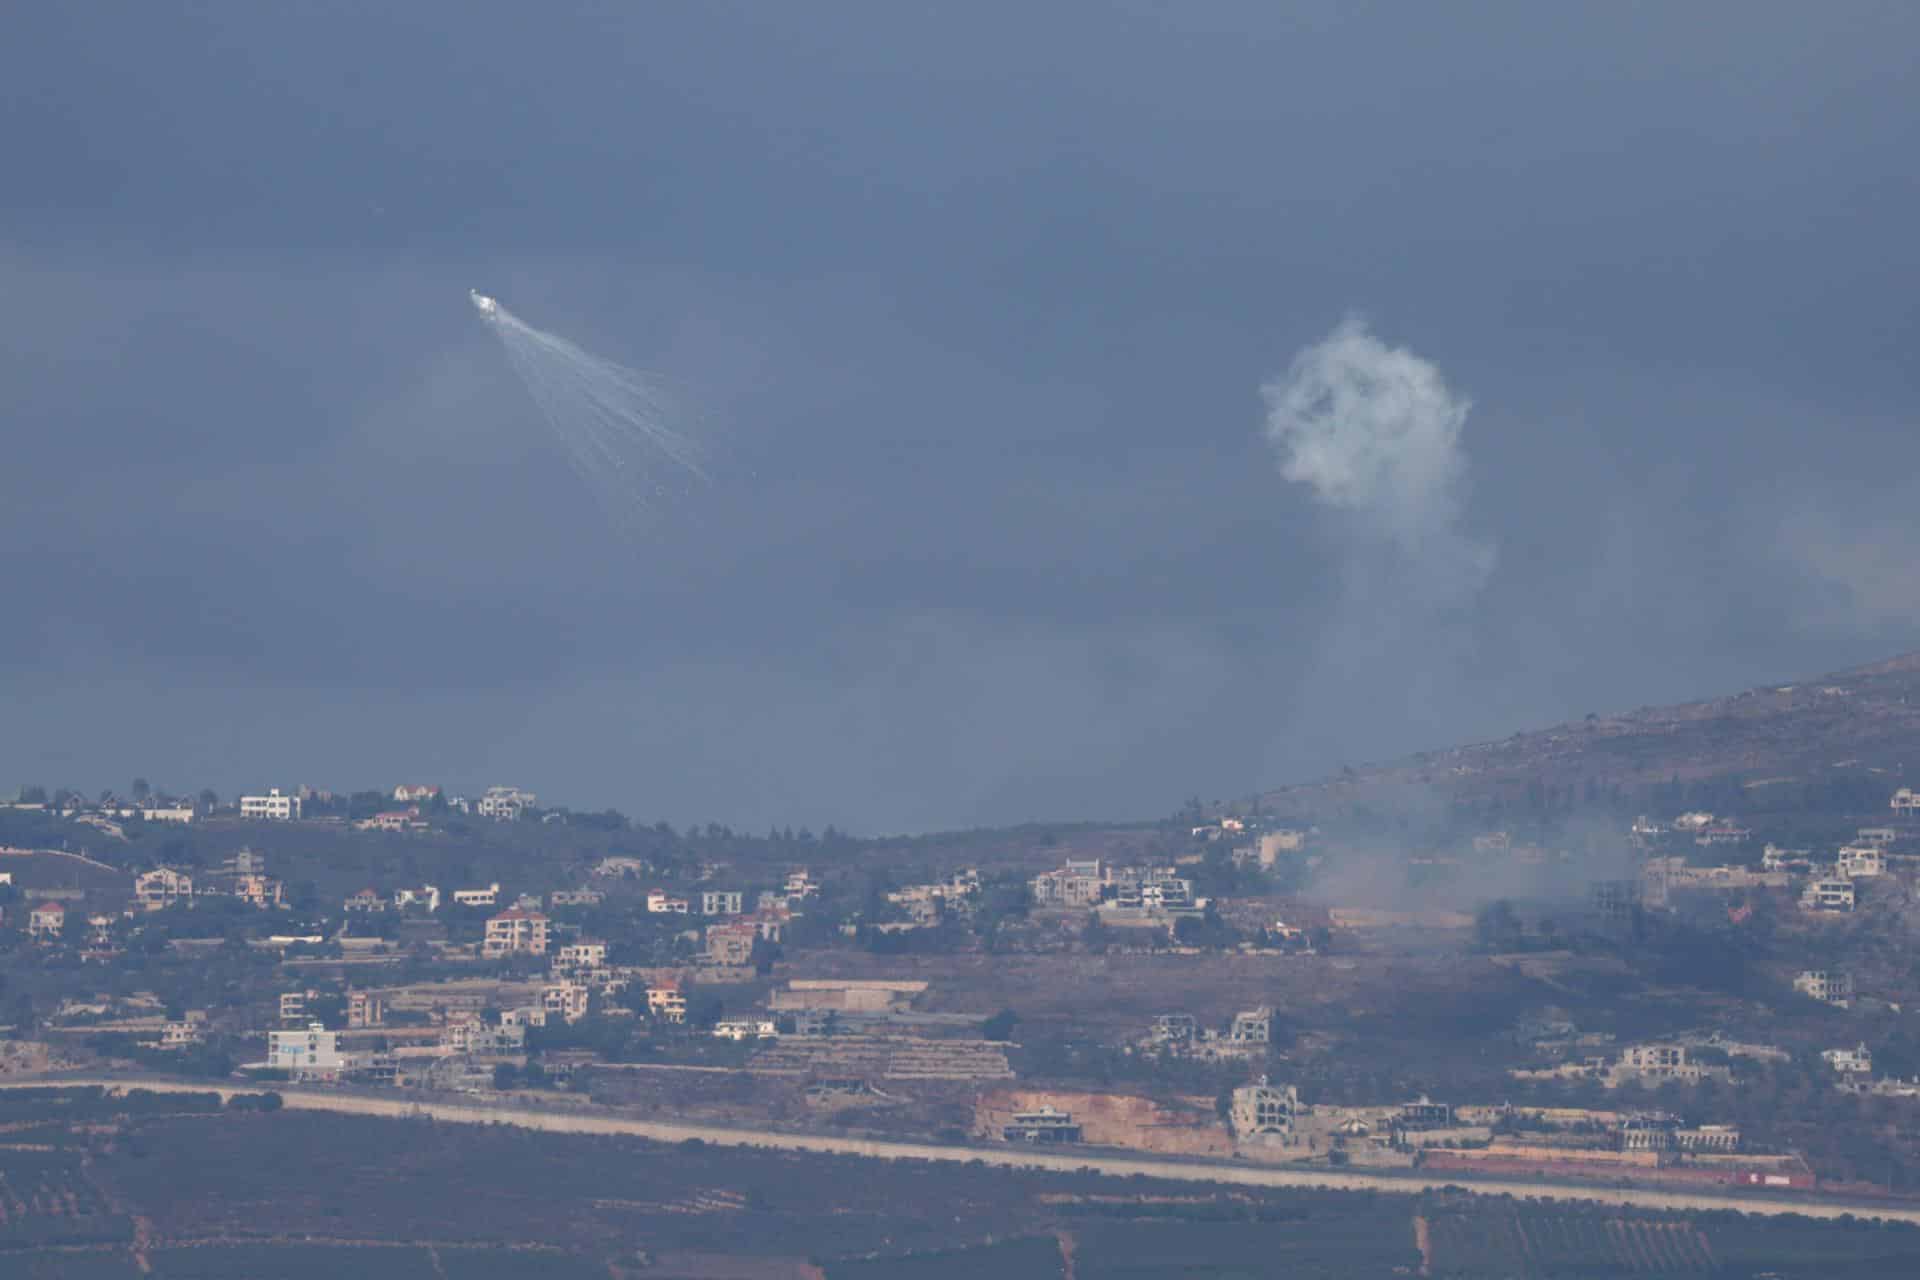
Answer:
1262;316;1493;604
1259;317;1497;778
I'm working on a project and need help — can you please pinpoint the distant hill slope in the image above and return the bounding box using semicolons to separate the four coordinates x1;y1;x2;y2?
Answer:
1260;650;1920;817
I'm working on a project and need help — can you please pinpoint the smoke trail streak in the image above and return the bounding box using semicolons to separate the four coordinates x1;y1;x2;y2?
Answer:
476;296;707;532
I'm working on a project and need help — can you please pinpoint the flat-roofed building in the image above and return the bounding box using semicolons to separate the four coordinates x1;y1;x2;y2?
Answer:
1794;970;1853;1007
347;990;386;1028
706;920;757;965
1003;1105;1081;1143
542;983;591;1023
647;979;686;1023
239;788;302;821
1230;1007;1274;1045
1837;845;1886;878
1802;878;1857;912
476;786;536;821
483;908;550;958
268;1022;349;1076
134;867;194;912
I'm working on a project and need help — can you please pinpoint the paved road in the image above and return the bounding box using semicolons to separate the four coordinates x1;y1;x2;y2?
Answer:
15;1076;1920;1224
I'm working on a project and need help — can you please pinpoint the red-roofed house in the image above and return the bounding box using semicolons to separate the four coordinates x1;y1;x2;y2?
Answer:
28;901;65;940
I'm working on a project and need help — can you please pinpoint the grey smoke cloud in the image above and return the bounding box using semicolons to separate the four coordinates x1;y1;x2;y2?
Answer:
1262;316;1494;605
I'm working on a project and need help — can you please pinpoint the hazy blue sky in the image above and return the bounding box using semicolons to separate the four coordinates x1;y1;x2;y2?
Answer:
4;3;1916;831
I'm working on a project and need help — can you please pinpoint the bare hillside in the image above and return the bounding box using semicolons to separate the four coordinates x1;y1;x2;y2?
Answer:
1260;650;1920;816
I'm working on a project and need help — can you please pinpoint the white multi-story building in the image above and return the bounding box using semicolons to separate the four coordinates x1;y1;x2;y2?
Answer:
343;889;387;913
139;806;196;824
159;1012;207;1049
1892;788;1920;814
700;889;744;916
393;885;441;912
452;883;501;908
239;788;302;821
1794;970;1854;1007
1802;878;1857;912
1229;1007;1273;1045
268;1023;350;1075
1762;844;1814;873
1031;859;1106;908
1837;845;1886;878
553;941;608;976
646;889;690;914
1824;1044;1874;1076
712;1017;777;1041
392;784;440;803
476;786;536;821
134;867;194;913
1610;1044;1728;1085
542;983;591;1023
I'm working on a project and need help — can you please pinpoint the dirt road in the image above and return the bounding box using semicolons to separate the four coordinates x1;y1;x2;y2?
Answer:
16;1076;1920;1225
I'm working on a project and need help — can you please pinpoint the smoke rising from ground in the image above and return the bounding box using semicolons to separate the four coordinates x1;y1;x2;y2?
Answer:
1260;317;1497;776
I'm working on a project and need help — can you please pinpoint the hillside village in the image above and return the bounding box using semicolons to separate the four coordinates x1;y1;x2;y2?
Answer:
7;767;1920;1203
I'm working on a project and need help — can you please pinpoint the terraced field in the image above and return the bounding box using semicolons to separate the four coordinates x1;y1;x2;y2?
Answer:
748;1034;1014;1080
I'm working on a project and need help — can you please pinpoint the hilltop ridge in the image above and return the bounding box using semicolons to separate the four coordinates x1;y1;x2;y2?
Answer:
1261;649;1920;817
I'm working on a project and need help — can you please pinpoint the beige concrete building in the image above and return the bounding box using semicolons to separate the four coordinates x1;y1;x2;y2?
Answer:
1231;1079;1301;1136
483;909;550;958
134;867;194;912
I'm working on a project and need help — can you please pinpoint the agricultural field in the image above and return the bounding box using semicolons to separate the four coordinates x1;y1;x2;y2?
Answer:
1421;1197;1920;1278
6;1088;1920;1277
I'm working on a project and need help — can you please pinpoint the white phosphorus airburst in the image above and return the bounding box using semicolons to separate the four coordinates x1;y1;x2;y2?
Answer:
475;293;707;533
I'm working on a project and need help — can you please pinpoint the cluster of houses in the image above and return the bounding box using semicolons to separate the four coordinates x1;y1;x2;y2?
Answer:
24;850;290;947
1189;817;1312;871
120;781;543;827
1141;1006;1274;1060
882;867;981;927
1030;857;1204;928
1627;808;1911;917
1511;1041;1736;1089
130;849;287;914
